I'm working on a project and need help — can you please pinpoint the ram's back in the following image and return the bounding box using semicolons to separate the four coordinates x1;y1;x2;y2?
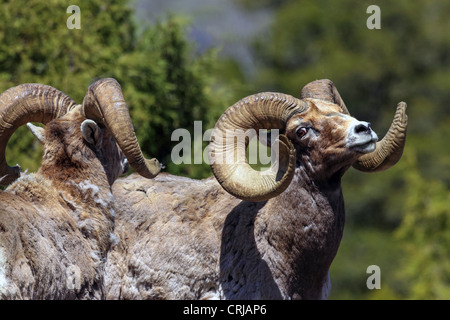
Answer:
106;173;240;299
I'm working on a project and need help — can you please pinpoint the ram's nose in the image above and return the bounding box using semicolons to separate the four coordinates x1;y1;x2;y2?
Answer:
347;121;378;153
353;122;372;134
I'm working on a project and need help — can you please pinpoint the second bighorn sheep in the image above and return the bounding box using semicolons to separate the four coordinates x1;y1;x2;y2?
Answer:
105;79;407;300
0;78;160;299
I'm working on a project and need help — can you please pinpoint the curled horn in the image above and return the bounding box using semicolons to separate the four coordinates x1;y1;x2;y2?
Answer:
209;93;307;202
300;79;408;172
0;84;77;186
352;101;407;172
81;78;161;179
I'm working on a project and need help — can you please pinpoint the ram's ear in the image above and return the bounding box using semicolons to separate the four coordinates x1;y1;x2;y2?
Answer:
27;123;45;144
81;119;101;146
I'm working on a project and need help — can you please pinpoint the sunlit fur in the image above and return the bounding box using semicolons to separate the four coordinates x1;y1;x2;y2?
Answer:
0;107;126;299
105;98;378;300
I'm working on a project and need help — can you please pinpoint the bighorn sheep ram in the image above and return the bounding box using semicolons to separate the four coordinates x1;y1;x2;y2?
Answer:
0;78;161;299
105;79;407;300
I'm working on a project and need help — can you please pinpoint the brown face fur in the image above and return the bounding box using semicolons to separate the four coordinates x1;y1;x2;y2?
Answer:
285;98;362;180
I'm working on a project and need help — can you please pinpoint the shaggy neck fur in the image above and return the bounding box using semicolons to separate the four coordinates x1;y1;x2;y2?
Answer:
38;118;116;257
220;162;345;300
260;165;344;299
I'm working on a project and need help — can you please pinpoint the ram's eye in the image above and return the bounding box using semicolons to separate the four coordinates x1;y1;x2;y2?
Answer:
296;127;308;138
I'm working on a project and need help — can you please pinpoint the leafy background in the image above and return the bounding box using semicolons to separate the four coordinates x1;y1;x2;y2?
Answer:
0;0;449;299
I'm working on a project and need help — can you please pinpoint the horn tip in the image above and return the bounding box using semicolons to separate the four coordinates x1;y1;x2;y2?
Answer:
395;101;408;127
144;158;162;178
397;101;407;113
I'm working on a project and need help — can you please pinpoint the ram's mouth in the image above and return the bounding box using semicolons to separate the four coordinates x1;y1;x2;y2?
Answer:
349;137;378;153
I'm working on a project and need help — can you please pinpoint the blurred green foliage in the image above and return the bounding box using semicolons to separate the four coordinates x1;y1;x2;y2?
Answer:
1;0;449;299
394;147;450;299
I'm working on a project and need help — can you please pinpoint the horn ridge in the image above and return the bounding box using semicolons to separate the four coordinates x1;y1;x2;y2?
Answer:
82;78;161;179
210;92;303;202
300;79;350;115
